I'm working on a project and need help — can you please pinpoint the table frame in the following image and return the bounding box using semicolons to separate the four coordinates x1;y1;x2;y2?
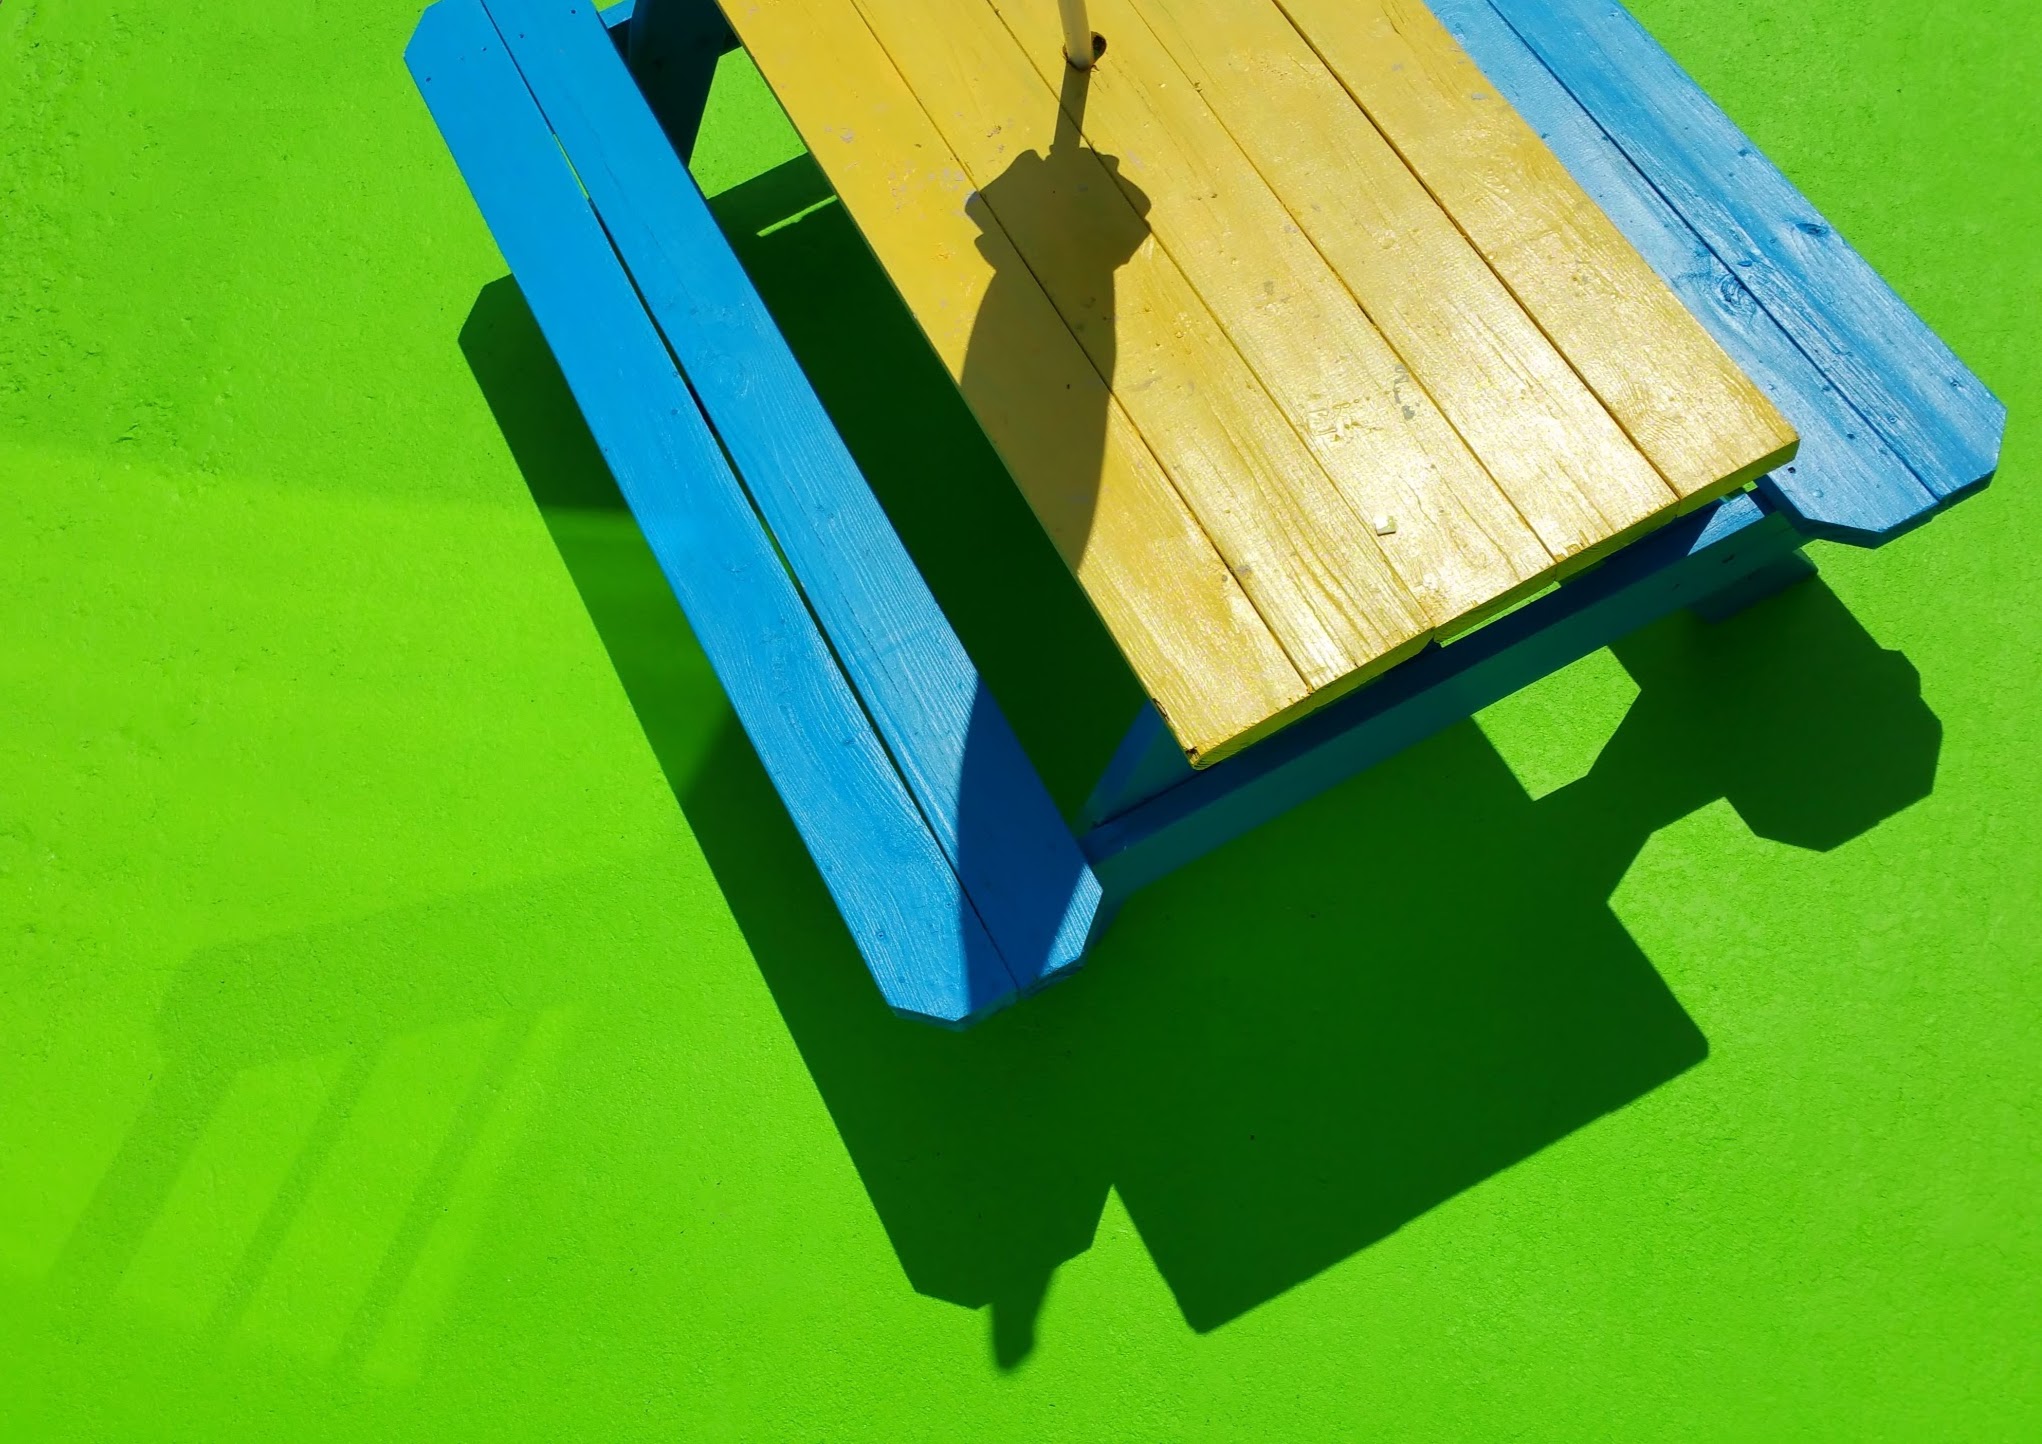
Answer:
407;0;2001;1025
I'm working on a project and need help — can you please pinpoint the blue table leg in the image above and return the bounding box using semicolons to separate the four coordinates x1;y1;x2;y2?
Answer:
619;0;737;159
1080;705;1197;829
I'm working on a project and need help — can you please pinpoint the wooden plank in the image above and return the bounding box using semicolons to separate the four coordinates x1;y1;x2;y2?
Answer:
720;0;1310;762
986;0;1573;610
1121;0;1703;564
1484;0;2003;500
1278;0;1799;509
1427;0;1937;541
483;0;1102;984
407;0;1010;1023
1082;491;1807;898
994;0;1675;583
822;0;1435;691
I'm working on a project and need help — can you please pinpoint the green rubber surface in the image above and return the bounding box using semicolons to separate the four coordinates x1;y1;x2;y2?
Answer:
1;1;2035;1436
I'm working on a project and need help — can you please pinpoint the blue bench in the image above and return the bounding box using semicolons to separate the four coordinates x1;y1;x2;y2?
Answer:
406;0;2002;1025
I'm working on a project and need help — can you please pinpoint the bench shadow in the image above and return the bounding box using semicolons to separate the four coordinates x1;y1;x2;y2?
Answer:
459;230;1941;1366
39;867;621;1369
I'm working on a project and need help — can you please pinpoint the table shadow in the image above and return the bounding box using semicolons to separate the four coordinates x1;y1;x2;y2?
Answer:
456;229;1942;1366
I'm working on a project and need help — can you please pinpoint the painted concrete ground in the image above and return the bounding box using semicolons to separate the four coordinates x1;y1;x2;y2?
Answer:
2;0;2036;1436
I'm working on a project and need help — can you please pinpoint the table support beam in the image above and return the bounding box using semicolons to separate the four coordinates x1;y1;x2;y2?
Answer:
1691;548;1818;624
1080;492;1810;900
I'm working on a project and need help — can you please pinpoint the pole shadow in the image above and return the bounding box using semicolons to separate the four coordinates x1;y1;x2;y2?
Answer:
457;215;1942;1366
945;62;1157;1005
956;59;1151;568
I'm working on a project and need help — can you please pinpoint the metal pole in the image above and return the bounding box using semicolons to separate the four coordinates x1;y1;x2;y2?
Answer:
1058;0;1096;68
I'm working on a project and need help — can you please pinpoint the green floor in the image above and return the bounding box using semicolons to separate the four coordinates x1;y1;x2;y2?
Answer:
2;0;2036;1436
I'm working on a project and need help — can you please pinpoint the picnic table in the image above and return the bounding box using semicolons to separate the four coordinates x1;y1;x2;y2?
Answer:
712;0;1804;762
408;0;2003;1025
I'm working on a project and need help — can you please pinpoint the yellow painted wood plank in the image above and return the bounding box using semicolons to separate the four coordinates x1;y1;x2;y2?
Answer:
990;0;1615;612
1278;0;1799;504
992;0;1675;603
841;0;1434;688
721;0;1313;760
1127;0;1695;561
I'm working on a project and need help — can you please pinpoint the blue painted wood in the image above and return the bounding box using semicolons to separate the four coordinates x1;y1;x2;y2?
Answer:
1474;0;2005;503
407;0;1013;1025
476;0;1103;989
1080;706;1196;830
424;0;1993;1015
1430;0;1938;543
1690;548;1818;624
1080;493;1808;898
597;0;634;30
621;0;735;157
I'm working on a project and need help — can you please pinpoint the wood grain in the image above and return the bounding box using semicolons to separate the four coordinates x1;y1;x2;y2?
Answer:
484;0;1102;980
989;0;1591;609
1428;0;1936;541
710;0;1821;761
1482;0;2001;500
829;0;1436;693
409;0;1010;1022
1278;0;1798;507
723;0;1312;761
1123;0;1686;558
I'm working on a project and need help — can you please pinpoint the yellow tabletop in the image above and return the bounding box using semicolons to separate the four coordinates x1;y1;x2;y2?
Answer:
721;0;1798;763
